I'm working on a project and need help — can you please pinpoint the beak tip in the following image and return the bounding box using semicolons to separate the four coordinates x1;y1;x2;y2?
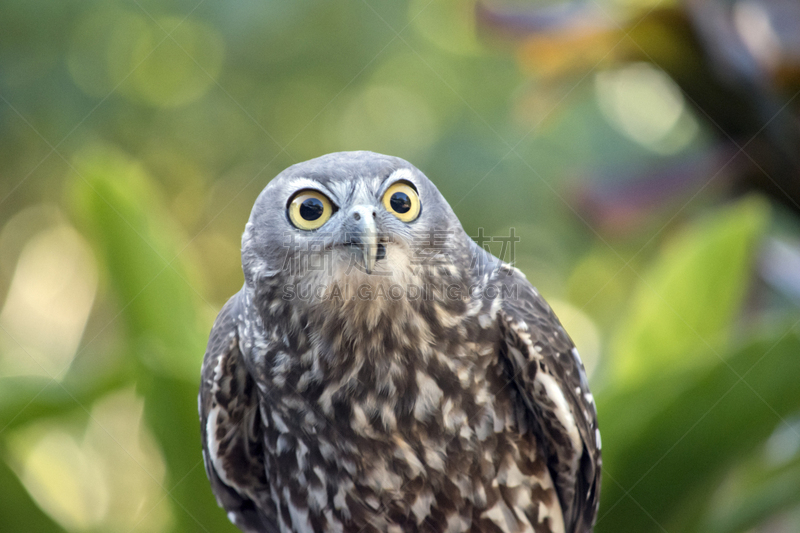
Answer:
354;215;378;275
362;250;375;275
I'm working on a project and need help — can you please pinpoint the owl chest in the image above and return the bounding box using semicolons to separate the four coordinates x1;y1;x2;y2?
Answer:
256;334;551;532
260;339;495;433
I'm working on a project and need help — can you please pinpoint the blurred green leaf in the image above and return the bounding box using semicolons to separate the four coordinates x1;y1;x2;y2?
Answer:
704;453;800;533
68;144;207;382
138;374;239;533
0;452;66;533
67;145;235;532
598;324;800;533
0;374;126;435
611;196;770;386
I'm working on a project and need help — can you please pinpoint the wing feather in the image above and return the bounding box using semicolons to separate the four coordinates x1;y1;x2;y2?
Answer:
199;292;279;533
493;264;601;533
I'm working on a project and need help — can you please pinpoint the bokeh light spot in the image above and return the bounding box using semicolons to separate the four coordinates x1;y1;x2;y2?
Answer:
67;8;146;98
0;224;97;378
7;388;172;532
594;62;699;154
112;16;225;107
549;299;601;378
334;85;439;160
410;0;482;56
12;430;108;530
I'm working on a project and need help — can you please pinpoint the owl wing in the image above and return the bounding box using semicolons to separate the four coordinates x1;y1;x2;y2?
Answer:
199;292;279;533
494;264;601;533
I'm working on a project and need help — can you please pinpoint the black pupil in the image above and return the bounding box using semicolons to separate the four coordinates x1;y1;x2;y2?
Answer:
390;192;411;213
299;198;324;221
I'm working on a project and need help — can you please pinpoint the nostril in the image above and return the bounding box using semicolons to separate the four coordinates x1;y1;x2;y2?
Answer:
353;212;361;221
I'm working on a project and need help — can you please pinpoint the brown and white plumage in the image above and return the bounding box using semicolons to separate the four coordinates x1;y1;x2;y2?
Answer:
199;152;600;533
200;294;280;532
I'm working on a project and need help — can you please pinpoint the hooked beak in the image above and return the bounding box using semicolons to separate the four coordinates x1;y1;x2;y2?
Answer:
347;206;379;274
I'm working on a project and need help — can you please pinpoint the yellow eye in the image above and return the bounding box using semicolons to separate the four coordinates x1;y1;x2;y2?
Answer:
382;182;420;222
288;190;334;230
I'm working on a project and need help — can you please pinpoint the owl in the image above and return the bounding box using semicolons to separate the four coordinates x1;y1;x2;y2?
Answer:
199;152;601;533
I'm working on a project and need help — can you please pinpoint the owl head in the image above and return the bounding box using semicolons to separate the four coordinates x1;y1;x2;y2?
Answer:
241;152;472;308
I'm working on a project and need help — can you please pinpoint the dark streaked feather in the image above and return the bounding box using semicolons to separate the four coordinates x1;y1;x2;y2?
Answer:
199;294;279;533
493;264;601;533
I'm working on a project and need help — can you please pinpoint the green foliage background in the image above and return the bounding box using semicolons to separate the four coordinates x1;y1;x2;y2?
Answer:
1;1;799;532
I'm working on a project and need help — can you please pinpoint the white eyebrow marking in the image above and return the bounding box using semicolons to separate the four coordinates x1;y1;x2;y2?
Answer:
383;168;417;193
388;168;415;181
287;177;336;197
